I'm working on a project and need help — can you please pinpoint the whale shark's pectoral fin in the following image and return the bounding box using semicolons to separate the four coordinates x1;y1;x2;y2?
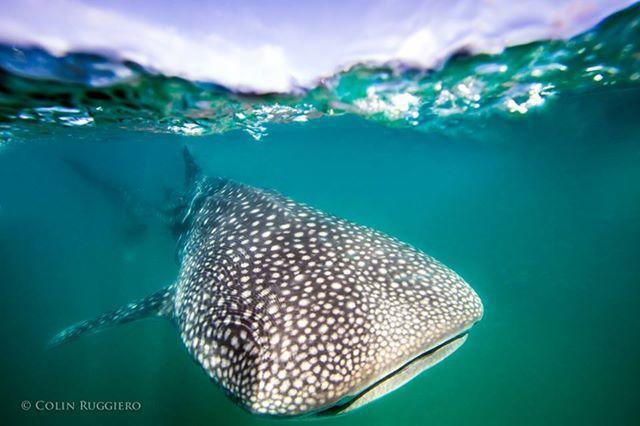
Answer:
48;285;175;348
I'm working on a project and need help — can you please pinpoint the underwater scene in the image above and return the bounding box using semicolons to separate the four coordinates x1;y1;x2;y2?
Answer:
1;1;640;425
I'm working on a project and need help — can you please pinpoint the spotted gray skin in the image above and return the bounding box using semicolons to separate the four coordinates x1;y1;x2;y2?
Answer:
173;177;483;416
51;174;483;417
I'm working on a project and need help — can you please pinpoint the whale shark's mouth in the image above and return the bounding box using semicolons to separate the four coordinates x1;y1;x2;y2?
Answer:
318;332;470;416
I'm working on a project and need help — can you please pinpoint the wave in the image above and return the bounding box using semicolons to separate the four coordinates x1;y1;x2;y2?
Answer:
1;3;639;141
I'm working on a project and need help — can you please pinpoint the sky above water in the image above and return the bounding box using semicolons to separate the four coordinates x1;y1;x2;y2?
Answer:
1;0;635;91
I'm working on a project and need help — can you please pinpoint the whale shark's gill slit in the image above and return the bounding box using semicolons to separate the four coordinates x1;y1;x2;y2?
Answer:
201;246;278;347
214;245;254;287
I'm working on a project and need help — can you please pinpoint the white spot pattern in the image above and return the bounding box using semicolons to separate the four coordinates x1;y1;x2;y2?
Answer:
173;178;483;416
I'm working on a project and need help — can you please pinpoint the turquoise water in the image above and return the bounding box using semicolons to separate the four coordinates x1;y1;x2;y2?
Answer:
1;4;640;426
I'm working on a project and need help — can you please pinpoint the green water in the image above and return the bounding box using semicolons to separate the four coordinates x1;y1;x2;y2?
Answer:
1;4;640;426
1;87;639;425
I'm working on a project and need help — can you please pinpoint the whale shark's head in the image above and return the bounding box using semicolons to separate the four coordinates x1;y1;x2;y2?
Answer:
175;178;484;417
246;266;483;417
314;269;484;416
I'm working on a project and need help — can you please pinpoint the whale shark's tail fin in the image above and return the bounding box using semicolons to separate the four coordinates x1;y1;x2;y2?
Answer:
62;145;201;244
63;157;159;243
48;285;175;348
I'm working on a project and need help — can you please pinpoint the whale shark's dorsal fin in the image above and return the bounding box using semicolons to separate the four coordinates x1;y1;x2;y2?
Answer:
183;145;201;189
49;285;175;347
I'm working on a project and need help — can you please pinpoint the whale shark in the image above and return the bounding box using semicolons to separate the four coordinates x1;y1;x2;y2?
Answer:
52;149;484;417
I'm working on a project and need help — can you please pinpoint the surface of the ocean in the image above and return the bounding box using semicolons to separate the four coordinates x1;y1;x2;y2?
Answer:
1;4;639;426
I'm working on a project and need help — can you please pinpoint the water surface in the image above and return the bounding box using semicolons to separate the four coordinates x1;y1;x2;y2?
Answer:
1;5;639;426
